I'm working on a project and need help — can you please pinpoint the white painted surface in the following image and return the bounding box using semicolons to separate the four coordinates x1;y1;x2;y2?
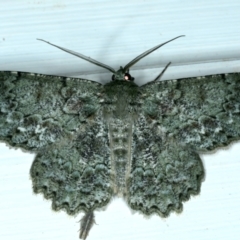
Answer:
0;1;240;239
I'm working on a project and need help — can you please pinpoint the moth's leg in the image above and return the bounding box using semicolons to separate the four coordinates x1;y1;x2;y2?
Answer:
140;62;171;86
152;62;171;82
79;211;96;240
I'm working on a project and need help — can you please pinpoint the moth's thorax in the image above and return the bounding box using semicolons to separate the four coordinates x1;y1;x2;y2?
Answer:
103;80;139;118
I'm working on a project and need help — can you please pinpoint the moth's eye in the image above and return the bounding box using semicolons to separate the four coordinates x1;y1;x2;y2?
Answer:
124;73;134;81
112;75;115;81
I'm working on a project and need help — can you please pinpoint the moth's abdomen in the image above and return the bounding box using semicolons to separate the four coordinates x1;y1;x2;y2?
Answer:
108;118;133;195
102;80;140;195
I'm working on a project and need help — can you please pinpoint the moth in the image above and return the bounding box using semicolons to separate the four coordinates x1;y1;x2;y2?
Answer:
0;36;240;239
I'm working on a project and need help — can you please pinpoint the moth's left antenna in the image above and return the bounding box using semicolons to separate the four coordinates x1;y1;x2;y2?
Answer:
37;39;116;74
123;35;185;71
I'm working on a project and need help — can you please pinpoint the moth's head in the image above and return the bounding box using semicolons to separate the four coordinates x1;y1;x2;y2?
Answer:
112;67;134;81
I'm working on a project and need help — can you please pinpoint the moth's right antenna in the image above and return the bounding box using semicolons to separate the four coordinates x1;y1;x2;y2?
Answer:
37;39;116;74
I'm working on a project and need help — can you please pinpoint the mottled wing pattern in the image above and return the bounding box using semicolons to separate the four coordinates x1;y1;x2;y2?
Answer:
0;71;112;214
128;73;240;216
